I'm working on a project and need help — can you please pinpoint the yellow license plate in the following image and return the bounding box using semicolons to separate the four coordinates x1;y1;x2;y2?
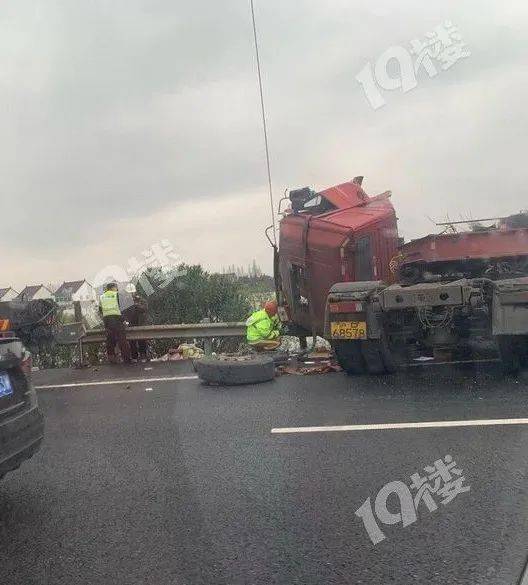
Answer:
330;321;367;339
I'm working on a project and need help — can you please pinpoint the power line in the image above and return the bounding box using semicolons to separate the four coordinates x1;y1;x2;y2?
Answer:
250;0;277;245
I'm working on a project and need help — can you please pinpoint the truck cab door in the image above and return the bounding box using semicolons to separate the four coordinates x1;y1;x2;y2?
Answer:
355;235;374;281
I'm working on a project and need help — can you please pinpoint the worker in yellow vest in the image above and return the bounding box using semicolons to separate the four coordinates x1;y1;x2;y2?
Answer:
99;282;132;364
246;300;282;351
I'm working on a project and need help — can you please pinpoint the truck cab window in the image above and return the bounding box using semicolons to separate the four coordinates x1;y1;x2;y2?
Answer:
289;187;336;215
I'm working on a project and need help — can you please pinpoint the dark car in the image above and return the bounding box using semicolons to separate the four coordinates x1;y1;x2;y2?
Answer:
0;334;44;480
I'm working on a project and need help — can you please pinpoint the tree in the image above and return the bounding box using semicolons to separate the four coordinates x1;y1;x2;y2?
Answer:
136;264;251;325
248;259;262;278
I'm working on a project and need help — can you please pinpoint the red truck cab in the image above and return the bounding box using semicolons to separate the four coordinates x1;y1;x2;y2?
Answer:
277;178;399;336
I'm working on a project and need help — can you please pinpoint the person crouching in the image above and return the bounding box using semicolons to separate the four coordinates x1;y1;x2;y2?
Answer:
246;300;281;351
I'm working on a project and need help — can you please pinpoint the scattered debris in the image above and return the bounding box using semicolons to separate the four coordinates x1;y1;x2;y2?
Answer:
215;354;259;362
178;343;205;359
152;343;205;362
273;349;342;376
277;362;342;376
194;348;341;376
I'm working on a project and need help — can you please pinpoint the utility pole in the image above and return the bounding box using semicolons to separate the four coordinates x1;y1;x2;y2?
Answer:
250;0;277;245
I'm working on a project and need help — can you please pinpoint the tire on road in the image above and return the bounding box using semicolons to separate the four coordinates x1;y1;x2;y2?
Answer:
332;340;365;375
195;356;276;386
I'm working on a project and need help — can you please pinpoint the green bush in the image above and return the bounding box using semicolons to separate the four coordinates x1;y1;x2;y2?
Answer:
137;264;252;325
134;264;253;356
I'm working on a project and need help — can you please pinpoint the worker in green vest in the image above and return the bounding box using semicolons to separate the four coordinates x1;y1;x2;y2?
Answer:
246;300;282;351
99;282;132;364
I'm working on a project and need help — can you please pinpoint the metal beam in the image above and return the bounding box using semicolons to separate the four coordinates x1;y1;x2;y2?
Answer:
80;322;246;344
435;217;507;226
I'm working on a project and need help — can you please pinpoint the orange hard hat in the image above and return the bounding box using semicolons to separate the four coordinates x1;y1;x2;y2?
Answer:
264;300;278;316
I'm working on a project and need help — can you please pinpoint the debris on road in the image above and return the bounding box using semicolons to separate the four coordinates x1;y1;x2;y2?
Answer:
277;362;341;376
153;343;205;362
276;351;341;376
194;347;342;379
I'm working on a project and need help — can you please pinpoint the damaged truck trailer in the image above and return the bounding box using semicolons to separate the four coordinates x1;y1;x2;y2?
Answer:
273;177;528;374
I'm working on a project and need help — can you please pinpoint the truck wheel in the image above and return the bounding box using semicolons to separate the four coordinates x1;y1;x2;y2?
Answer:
496;335;521;375
332;341;365;375
195;356;275;386
361;340;386;374
519;336;528;367
361;335;397;375
379;336;398;374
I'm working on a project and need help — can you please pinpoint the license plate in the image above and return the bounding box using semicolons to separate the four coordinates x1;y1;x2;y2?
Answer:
330;321;367;339
0;371;13;398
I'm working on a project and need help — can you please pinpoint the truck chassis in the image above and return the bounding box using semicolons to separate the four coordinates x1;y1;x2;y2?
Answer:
325;276;528;374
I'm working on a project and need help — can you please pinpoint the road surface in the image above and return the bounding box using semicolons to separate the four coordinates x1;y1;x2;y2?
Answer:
2;361;528;584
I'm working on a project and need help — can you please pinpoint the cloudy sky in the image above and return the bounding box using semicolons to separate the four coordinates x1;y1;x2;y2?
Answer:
1;0;526;289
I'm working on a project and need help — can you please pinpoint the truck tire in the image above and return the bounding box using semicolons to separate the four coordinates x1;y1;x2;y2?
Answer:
496;335;522;375
361;335;397;375
361;340;386;374
195;356;275;386
332;341;365;375
379;336;398;374
519;335;528;367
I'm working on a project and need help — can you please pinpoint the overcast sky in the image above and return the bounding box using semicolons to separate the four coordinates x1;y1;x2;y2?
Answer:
1;0;526;289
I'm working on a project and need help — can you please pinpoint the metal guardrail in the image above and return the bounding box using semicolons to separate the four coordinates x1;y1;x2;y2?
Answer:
82;322;246;343
57;321;247;360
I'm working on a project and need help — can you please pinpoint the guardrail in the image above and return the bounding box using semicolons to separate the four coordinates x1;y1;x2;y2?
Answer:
83;322;246;343
65;322;247;359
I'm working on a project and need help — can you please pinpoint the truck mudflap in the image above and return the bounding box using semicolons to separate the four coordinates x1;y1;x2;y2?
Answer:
492;277;528;336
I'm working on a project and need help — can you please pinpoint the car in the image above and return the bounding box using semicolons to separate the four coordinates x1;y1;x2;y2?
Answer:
0;326;44;480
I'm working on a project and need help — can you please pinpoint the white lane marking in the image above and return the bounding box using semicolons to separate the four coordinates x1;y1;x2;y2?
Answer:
35;375;199;390
271;418;528;434
409;358;499;367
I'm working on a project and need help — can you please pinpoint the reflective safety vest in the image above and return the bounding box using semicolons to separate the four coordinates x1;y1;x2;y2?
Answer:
99;290;121;317
246;309;280;342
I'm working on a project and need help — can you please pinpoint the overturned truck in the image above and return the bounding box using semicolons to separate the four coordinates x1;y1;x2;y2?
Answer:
274;177;528;374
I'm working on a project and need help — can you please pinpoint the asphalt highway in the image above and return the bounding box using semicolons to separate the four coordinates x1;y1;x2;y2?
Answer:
2;361;528;584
